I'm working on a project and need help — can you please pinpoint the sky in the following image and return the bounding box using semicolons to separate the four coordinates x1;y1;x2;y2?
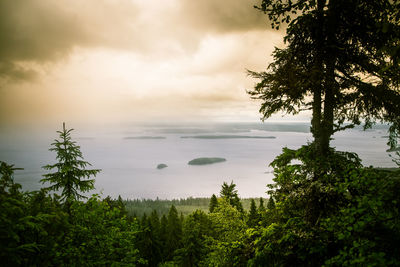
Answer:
0;0;297;128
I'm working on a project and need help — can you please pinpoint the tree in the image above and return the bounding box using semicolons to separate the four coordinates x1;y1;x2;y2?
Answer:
60;195;143;266
159;214;168;261
258;198;265;213
249;147;400;266
247;199;259;228
166;205;183;260
248;0;400;156
41;123;100;207
266;197;275;210
220;181;243;212
175;210;212;267
138;212;161;266
0;162;39;265
103;195;127;217
258;197;267;224
205;198;250;266
209;194;218;213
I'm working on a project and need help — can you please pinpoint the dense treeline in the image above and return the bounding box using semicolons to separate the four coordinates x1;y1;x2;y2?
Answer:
124;196;266;217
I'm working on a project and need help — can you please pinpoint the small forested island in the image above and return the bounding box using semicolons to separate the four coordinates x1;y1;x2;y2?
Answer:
157;163;168;169
188;157;226;165
181;135;276;139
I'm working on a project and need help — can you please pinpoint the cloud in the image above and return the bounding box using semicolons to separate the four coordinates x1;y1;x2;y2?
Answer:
0;0;272;82
178;0;268;33
0;62;37;82
0;0;140;81
0;0;283;126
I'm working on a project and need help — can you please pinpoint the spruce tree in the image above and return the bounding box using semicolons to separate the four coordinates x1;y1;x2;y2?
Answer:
258;198;266;213
220;181;243;212
166;205;182;260
247;199;259;228
41;123;100;207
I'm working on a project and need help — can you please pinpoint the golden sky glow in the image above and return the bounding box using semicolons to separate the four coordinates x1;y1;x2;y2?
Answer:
0;0;293;127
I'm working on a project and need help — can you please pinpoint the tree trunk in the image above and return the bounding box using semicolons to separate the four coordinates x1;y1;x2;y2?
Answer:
320;0;338;156
311;0;327;157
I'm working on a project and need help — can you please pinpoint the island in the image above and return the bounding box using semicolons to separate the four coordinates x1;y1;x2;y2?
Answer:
157;164;168;169
181;135;276;139
188;157;226;165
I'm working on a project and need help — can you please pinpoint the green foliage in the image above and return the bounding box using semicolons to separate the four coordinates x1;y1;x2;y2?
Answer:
57;195;143;266
322;168;400;266
137;211;162;266
266;197;275;210
249;146;400;266
220;181;244;212
175;210;213;267
247;199;259;228
204;198;251;266
0;162;42;266
166;205;183;260
209;194;218;213
41;123;100;205
103;195;127;217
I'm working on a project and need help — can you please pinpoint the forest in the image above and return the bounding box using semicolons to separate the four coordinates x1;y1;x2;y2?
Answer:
2;0;400;266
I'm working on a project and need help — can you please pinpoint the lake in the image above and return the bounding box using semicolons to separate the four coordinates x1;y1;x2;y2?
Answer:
0;122;396;199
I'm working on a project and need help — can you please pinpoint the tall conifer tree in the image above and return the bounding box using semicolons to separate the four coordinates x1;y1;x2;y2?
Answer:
249;0;400;156
41;123;100;207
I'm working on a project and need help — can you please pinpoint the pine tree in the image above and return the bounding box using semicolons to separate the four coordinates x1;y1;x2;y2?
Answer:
209;194;218;213
41;123;100;208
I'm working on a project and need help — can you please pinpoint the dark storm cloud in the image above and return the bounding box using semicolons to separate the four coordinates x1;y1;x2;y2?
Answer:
0;0;139;81
0;1;89;62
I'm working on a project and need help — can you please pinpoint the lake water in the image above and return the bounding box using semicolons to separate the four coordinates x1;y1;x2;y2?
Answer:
0;122;396;199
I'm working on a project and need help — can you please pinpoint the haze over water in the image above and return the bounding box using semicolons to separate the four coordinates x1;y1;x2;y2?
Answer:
1;122;395;199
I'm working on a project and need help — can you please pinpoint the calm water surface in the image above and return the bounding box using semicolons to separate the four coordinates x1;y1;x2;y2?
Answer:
0;122;395;199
